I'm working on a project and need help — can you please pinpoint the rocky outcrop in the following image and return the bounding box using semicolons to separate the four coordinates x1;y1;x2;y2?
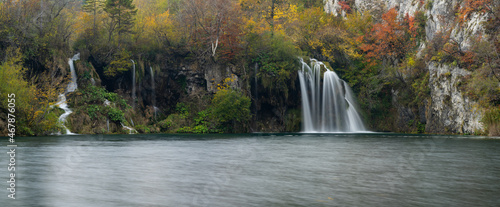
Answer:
324;0;490;134
426;62;483;133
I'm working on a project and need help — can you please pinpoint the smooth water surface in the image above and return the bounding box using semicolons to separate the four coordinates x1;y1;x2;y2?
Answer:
1;133;499;206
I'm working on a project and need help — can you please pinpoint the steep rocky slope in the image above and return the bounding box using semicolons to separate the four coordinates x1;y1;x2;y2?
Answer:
324;0;493;134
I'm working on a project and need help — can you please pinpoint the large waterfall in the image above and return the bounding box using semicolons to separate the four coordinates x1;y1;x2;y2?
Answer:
298;58;367;132
55;53;80;135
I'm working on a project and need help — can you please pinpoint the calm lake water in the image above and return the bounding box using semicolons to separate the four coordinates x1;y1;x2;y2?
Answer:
1;133;500;206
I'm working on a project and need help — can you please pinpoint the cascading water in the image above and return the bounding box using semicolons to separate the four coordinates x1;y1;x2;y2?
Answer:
150;66;158;120
298;58;367;132
131;59;136;108
55;53;80;135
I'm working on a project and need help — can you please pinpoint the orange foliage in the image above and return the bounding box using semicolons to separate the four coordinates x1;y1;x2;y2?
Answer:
338;1;352;14
360;8;417;67
458;0;493;23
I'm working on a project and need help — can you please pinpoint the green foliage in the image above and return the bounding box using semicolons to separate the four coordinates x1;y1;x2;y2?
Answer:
134;124;150;133
411;72;430;106
464;66;500;106
414;11;427;42
0;49;60;135
482;107;500;136
251;33;301;75
107;107;124;122
104;0;138;39
210;89;251;132
86;104;102;120
158;119;172;132
285;108;301;132
175;102;189;119
176;126;193;133
80;85;120;103
425;0;434;10
104;49;132;78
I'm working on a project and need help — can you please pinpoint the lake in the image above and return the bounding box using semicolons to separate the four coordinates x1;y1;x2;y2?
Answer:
1;133;499;206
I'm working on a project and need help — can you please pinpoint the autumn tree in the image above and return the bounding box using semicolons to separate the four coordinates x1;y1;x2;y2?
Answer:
181;0;242;59
83;0;104;36
360;8;418;68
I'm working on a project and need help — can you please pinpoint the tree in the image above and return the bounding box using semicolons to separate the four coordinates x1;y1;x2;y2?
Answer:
82;0;104;36
103;0;137;43
360;8;417;68
181;0;242;58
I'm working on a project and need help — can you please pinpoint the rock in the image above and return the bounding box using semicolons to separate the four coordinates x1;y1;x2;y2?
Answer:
426;62;483;133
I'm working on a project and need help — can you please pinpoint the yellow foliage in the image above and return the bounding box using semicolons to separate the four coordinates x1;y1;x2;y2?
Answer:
217;74;237;91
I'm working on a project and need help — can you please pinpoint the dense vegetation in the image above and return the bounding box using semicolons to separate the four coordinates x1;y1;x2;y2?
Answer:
0;0;498;136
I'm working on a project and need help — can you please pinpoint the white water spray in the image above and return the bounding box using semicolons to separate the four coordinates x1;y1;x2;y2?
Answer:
298;58;367;133
55;53;80;135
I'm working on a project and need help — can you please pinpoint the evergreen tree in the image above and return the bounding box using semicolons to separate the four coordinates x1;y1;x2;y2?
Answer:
82;0;104;36
103;0;137;42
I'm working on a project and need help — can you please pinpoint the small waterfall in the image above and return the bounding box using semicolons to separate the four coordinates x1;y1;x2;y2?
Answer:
121;123;137;134
149;66;158;120
55;53;80;135
107;118;110;132
90;78;96;86
131;60;136;108
55;95;75;135
153;106;159;121
150;66;156;107
67;53;80;92
298;58;367;132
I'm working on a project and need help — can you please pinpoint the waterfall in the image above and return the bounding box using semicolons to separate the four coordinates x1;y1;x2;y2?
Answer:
107;118;110;132
67;53;80;92
298;58;367;132
131;60;136;108
54;53;80;135
150;66;156;107
121;123;137;134
55;95;74;135
149;66;158;120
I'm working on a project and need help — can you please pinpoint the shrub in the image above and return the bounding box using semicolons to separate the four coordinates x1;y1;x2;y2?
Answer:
86;104;102;120
135;125;150;133
158;119;172;132
482;107;500;136
107;107;124;122
210;89;251;132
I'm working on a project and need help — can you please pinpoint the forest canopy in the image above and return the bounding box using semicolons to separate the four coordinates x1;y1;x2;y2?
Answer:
0;0;499;135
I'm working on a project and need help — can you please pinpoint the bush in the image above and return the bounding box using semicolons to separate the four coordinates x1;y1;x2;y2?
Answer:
482;107;500;136
107;107;124;122
135;125;150;133
158;119;172;132
86;104;102;120
210;89;251;132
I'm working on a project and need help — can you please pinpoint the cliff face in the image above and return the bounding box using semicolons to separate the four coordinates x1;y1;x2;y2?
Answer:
325;0;489;134
426;62;483;134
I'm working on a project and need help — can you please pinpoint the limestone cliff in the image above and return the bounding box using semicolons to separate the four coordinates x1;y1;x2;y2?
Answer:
324;0;490;134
